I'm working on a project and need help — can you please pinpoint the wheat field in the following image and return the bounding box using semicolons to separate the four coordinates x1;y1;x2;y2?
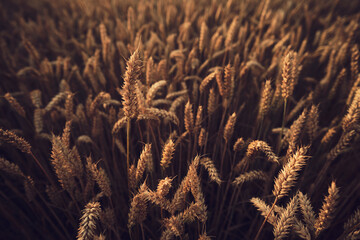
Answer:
0;0;359;239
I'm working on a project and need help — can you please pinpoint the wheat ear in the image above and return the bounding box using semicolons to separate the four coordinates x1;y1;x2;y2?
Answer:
233;170;267;185
297;191;316;230
343;208;360;239
4;93;26;117
135;144;152;183
273;194;298;240
128;182;149;229
223;112;236;142
273;147;308;199
200;157;221;185
160;139;175;170
314;181;339;237
77;201;101;240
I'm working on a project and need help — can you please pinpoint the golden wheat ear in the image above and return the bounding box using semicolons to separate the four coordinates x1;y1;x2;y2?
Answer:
77;201;102;240
273;147;308;200
314;181;339;237
273;194;298;240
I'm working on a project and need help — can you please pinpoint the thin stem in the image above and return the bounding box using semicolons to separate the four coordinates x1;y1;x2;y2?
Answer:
281;99;287;139
30;152;55;185
278;99;287;154
257;117;264;140
126;119;130;191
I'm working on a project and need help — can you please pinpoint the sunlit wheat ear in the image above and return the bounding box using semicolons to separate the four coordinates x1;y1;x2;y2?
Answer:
146;57;155;86
305;105;319;142
200;157;221;185
342;88;360;132
320;127;337;145
194;105;203;134
351;45;359;82
0;157;25;177
135;143;152;183
198;128;207;147
223;64;235;105
112;117;127;134
86;157;112;198
233;137;245;152
200;71;216;93
314;181;339;237
146;80;167;106
344;208;360;239
199;21;208;54
184;100;194;133
122;49;142;119
223;112;236;142
258;80;273;120
273;147;308;200
347;75;360;106
297;191;316;230
169;94;187;113
251;197;277;226
281;51;298;100
77;201;101;240
286;108;308;156
89;92;111;116
0;128;31;154
207;87;216;115
30;89;42;108
156;177;173;198
143;107;179;125
160;139;175;170
4;93;26;117
273;194;298;240
245;140;279;163
128;182;149;230
326;130;356;161
233;170;268;185
225;16;239;48
44;91;69;112
198;233;211;240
